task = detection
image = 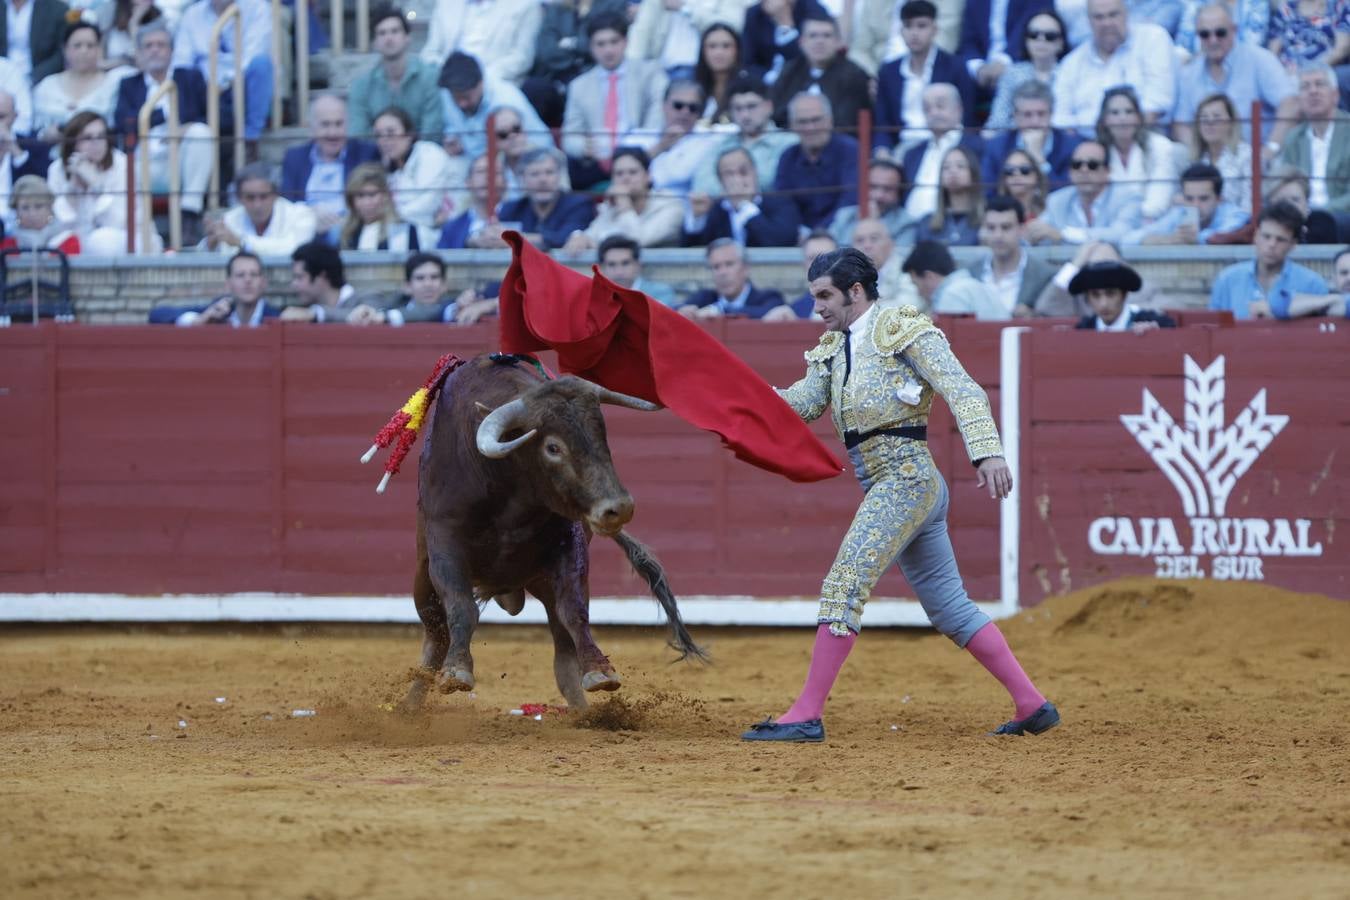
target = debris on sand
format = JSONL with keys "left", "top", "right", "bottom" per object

{"left": 574, "top": 691, "right": 706, "bottom": 732}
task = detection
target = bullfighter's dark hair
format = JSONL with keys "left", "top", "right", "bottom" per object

{"left": 807, "top": 247, "right": 879, "bottom": 302}
{"left": 291, "top": 241, "right": 345, "bottom": 289}
{"left": 404, "top": 251, "right": 444, "bottom": 281}
{"left": 598, "top": 234, "right": 640, "bottom": 262}
{"left": 226, "top": 250, "right": 263, "bottom": 277}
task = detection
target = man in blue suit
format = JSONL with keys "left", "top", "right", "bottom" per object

{"left": 901, "top": 83, "right": 983, "bottom": 220}
{"left": 497, "top": 147, "right": 595, "bottom": 250}
{"left": 680, "top": 238, "right": 795, "bottom": 320}
{"left": 280, "top": 94, "right": 379, "bottom": 236}
{"left": 872, "top": 0, "right": 977, "bottom": 154}
{"left": 683, "top": 147, "right": 802, "bottom": 247}
{"left": 979, "top": 80, "right": 1081, "bottom": 193}
{"left": 742, "top": 0, "right": 830, "bottom": 79}
{"left": 956, "top": 0, "right": 1053, "bottom": 93}
{"left": 113, "top": 22, "right": 215, "bottom": 240}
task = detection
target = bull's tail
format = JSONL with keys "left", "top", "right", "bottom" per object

{"left": 360, "top": 353, "right": 468, "bottom": 493}
{"left": 612, "top": 530, "right": 709, "bottom": 663}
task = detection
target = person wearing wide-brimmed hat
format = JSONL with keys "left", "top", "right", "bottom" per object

{"left": 1071, "top": 259, "right": 1176, "bottom": 332}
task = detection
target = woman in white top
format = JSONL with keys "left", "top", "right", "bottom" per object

{"left": 48, "top": 110, "right": 158, "bottom": 253}
{"left": 338, "top": 162, "right": 420, "bottom": 253}
{"left": 1096, "top": 85, "right": 1178, "bottom": 221}
{"left": 1188, "top": 92, "right": 1255, "bottom": 213}
{"left": 372, "top": 105, "right": 461, "bottom": 250}
{"left": 33, "top": 21, "right": 134, "bottom": 142}
{"left": 562, "top": 146, "right": 681, "bottom": 253}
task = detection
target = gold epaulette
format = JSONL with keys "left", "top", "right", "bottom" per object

{"left": 873, "top": 305, "right": 940, "bottom": 355}
{"left": 804, "top": 330, "right": 844, "bottom": 364}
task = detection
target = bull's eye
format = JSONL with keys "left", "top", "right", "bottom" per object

{"left": 544, "top": 441, "right": 564, "bottom": 460}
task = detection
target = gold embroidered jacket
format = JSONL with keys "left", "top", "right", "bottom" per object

{"left": 777, "top": 305, "right": 1004, "bottom": 464}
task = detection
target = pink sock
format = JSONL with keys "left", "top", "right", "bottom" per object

{"left": 965, "top": 622, "right": 1046, "bottom": 720}
{"left": 777, "top": 624, "right": 857, "bottom": 723}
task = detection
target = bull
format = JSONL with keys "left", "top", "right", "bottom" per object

{"left": 402, "top": 354, "right": 705, "bottom": 712}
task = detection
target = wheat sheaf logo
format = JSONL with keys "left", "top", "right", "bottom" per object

{"left": 1120, "top": 356, "right": 1287, "bottom": 517}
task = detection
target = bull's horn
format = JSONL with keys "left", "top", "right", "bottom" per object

{"left": 592, "top": 385, "right": 662, "bottom": 412}
{"left": 476, "top": 399, "right": 538, "bottom": 458}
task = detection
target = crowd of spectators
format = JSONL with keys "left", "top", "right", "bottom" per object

{"left": 0, "top": 0, "right": 1346, "bottom": 323}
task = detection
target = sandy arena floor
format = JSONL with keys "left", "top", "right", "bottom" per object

{"left": 2, "top": 578, "right": 1348, "bottom": 899}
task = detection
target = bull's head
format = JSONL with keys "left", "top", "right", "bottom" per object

{"left": 476, "top": 377, "right": 660, "bottom": 536}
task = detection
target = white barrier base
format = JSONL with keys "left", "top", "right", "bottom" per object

{"left": 0, "top": 593, "right": 1013, "bottom": 628}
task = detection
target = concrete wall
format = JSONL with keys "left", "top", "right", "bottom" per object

{"left": 6, "top": 246, "right": 1345, "bottom": 325}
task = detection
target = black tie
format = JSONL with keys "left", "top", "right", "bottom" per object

{"left": 842, "top": 332, "right": 852, "bottom": 386}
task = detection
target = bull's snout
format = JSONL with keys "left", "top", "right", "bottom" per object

{"left": 589, "top": 495, "right": 634, "bottom": 535}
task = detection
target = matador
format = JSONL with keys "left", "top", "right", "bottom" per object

{"left": 742, "top": 248, "right": 1059, "bottom": 743}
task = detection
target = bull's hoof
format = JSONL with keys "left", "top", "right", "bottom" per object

{"left": 582, "top": 669, "right": 622, "bottom": 692}
{"left": 436, "top": 667, "right": 476, "bottom": 693}
{"left": 495, "top": 590, "right": 526, "bottom": 616}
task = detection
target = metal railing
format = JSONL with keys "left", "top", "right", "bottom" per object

{"left": 296, "top": 0, "right": 371, "bottom": 126}
{"left": 271, "top": 0, "right": 284, "bottom": 129}
{"left": 137, "top": 79, "right": 183, "bottom": 252}
{"left": 206, "top": 3, "right": 246, "bottom": 209}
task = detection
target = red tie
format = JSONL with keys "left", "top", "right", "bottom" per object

{"left": 604, "top": 71, "right": 620, "bottom": 156}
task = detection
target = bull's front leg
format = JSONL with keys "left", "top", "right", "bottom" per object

{"left": 555, "top": 524, "right": 621, "bottom": 693}
{"left": 424, "top": 525, "right": 479, "bottom": 693}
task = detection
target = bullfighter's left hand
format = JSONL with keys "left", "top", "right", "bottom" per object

{"left": 976, "top": 457, "right": 1013, "bottom": 500}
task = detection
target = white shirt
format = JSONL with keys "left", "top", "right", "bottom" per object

{"left": 904, "top": 129, "right": 960, "bottom": 220}
{"left": 1096, "top": 304, "right": 1141, "bottom": 332}
{"left": 459, "top": 0, "right": 497, "bottom": 62}
{"left": 6, "top": 0, "right": 35, "bottom": 78}
{"left": 0, "top": 55, "right": 33, "bottom": 135}
{"left": 1309, "top": 122, "right": 1335, "bottom": 209}
{"left": 900, "top": 50, "right": 937, "bottom": 143}
{"left": 173, "top": 0, "right": 272, "bottom": 85}
{"left": 1052, "top": 23, "right": 1176, "bottom": 134}
{"left": 647, "top": 129, "right": 723, "bottom": 194}
{"left": 980, "top": 248, "right": 1027, "bottom": 317}
{"left": 659, "top": 10, "right": 700, "bottom": 71}
{"left": 217, "top": 195, "right": 318, "bottom": 256}
{"left": 0, "top": 145, "right": 16, "bottom": 233}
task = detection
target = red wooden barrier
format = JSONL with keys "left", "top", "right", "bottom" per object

{"left": 3, "top": 319, "right": 1346, "bottom": 605}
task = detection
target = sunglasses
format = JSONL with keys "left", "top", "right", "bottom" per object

{"left": 1026, "top": 29, "right": 1062, "bottom": 41}
{"left": 494, "top": 123, "right": 522, "bottom": 139}
{"left": 1196, "top": 27, "right": 1229, "bottom": 39}
{"left": 1003, "top": 164, "right": 1035, "bottom": 176}
{"left": 669, "top": 100, "right": 701, "bottom": 113}
{"left": 1070, "top": 158, "right": 1105, "bottom": 171}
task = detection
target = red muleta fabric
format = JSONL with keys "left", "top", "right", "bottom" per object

{"left": 497, "top": 232, "right": 842, "bottom": 483}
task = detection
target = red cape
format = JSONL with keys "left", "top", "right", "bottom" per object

{"left": 497, "top": 233, "right": 841, "bottom": 483}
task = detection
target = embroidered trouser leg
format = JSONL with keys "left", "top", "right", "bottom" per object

{"left": 818, "top": 470, "right": 940, "bottom": 636}
{"left": 818, "top": 471, "right": 991, "bottom": 643}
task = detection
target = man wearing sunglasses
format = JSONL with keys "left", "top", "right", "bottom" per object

{"left": 1052, "top": 0, "right": 1176, "bottom": 135}
{"left": 1028, "top": 139, "right": 1141, "bottom": 244}
{"left": 1172, "top": 5, "right": 1297, "bottom": 152}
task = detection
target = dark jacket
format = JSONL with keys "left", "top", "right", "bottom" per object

{"left": 684, "top": 283, "right": 787, "bottom": 319}
{"left": 279, "top": 140, "right": 380, "bottom": 202}
{"left": 681, "top": 194, "right": 802, "bottom": 247}
{"left": 742, "top": 0, "right": 830, "bottom": 72}
{"left": 980, "top": 128, "right": 1083, "bottom": 194}
{"left": 1075, "top": 308, "right": 1177, "bottom": 329}
{"left": 956, "top": 0, "right": 1054, "bottom": 69}
{"left": 528, "top": 0, "right": 628, "bottom": 84}
{"left": 769, "top": 52, "right": 872, "bottom": 129}
{"left": 0, "top": 0, "right": 69, "bottom": 84}
{"left": 498, "top": 192, "right": 596, "bottom": 250}
{"left": 872, "top": 49, "right": 977, "bottom": 152}
{"left": 113, "top": 68, "right": 209, "bottom": 136}
{"left": 7, "top": 138, "right": 51, "bottom": 181}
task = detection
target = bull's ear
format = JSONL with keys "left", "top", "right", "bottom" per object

{"left": 474, "top": 401, "right": 492, "bottom": 418}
